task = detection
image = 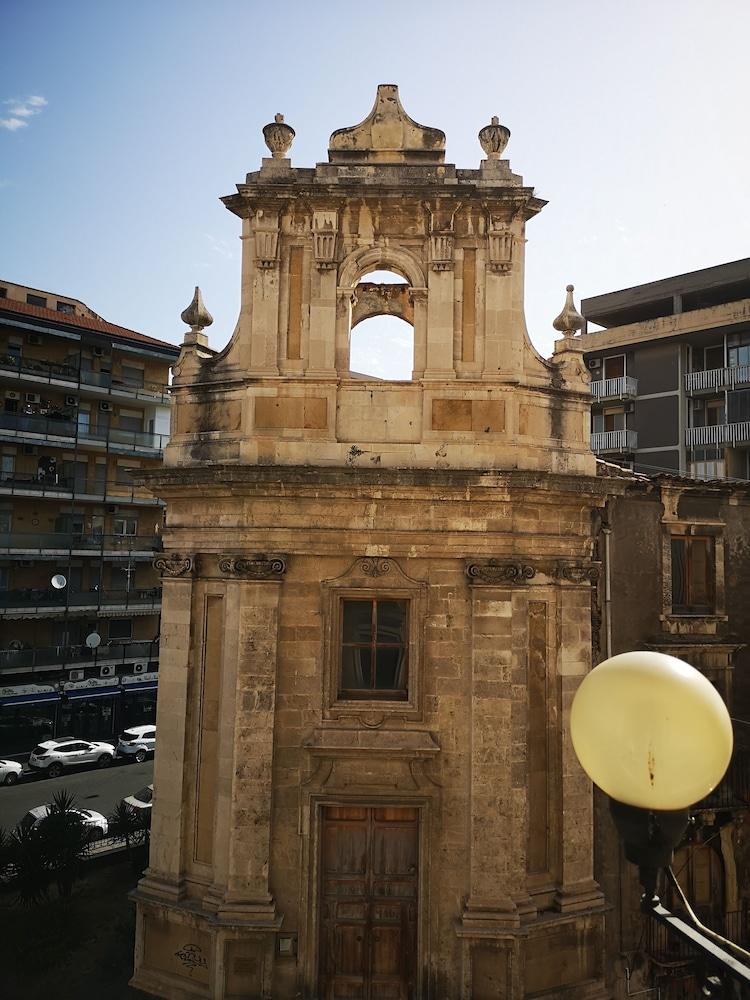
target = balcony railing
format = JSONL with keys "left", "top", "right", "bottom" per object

{"left": 685, "top": 422, "right": 750, "bottom": 447}
{"left": 0, "top": 587, "right": 162, "bottom": 612}
{"left": 0, "top": 639, "right": 159, "bottom": 672}
{"left": 685, "top": 363, "right": 750, "bottom": 393}
{"left": 590, "top": 375, "right": 638, "bottom": 400}
{"left": 0, "top": 531, "right": 160, "bottom": 554}
{"left": 0, "top": 411, "right": 168, "bottom": 452}
{"left": 590, "top": 429, "right": 638, "bottom": 452}
{"left": 0, "top": 471, "right": 160, "bottom": 504}
{"left": 644, "top": 908, "right": 749, "bottom": 966}
{"left": 0, "top": 353, "right": 171, "bottom": 403}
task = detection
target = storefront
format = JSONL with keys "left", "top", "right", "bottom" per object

{"left": 0, "top": 673, "right": 159, "bottom": 757}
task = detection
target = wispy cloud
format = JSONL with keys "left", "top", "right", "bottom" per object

{"left": 205, "top": 234, "right": 234, "bottom": 260}
{"left": 1, "top": 95, "right": 48, "bottom": 132}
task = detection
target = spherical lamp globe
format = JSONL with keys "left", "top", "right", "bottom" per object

{"left": 570, "top": 651, "right": 733, "bottom": 810}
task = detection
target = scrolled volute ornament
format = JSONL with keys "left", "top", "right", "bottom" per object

{"left": 466, "top": 560, "right": 535, "bottom": 585}
{"left": 359, "top": 557, "right": 393, "bottom": 578}
{"left": 556, "top": 561, "right": 600, "bottom": 585}
{"left": 153, "top": 553, "right": 196, "bottom": 578}
{"left": 219, "top": 554, "right": 287, "bottom": 580}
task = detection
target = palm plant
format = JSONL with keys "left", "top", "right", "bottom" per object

{"left": 4, "top": 821, "right": 50, "bottom": 905}
{"left": 36, "top": 789, "right": 91, "bottom": 898}
{"left": 108, "top": 800, "right": 143, "bottom": 854}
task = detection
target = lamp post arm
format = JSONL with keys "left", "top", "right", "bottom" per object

{"left": 665, "top": 866, "right": 750, "bottom": 966}
{"left": 642, "top": 897, "right": 750, "bottom": 988}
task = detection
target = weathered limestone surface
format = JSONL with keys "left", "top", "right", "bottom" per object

{"left": 132, "top": 86, "right": 611, "bottom": 999}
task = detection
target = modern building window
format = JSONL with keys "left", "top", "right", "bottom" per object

{"left": 592, "top": 408, "right": 625, "bottom": 433}
{"left": 671, "top": 535, "right": 715, "bottom": 614}
{"left": 0, "top": 507, "right": 11, "bottom": 533}
{"left": 118, "top": 412, "right": 143, "bottom": 432}
{"left": 692, "top": 344, "right": 725, "bottom": 372}
{"left": 26, "top": 294, "right": 47, "bottom": 308}
{"left": 692, "top": 397, "right": 725, "bottom": 427}
{"left": 77, "top": 408, "right": 90, "bottom": 435}
{"left": 0, "top": 565, "right": 8, "bottom": 590}
{"left": 602, "top": 355, "right": 625, "bottom": 379}
{"left": 56, "top": 301, "right": 75, "bottom": 314}
{"left": 113, "top": 517, "right": 138, "bottom": 536}
{"left": 0, "top": 453, "right": 14, "bottom": 481}
{"left": 728, "top": 332, "right": 750, "bottom": 368}
{"left": 121, "top": 365, "right": 145, "bottom": 388}
{"left": 109, "top": 618, "right": 133, "bottom": 641}
{"left": 339, "top": 598, "right": 409, "bottom": 700}
{"left": 728, "top": 389, "right": 750, "bottom": 424}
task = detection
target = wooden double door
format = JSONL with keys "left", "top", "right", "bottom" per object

{"left": 318, "top": 805, "right": 419, "bottom": 1000}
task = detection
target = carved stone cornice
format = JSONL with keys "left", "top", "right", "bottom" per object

{"left": 153, "top": 553, "right": 198, "bottom": 578}
{"left": 359, "top": 557, "right": 393, "bottom": 578}
{"left": 218, "top": 554, "right": 287, "bottom": 581}
{"left": 466, "top": 560, "right": 535, "bottom": 585}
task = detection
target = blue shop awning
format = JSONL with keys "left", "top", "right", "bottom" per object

{"left": 0, "top": 692, "right": 61, "bottom": 707}
{"left": 65, "top": 685, "right": 121, "bottom": 700}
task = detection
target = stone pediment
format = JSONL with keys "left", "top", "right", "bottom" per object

{"left": 328, "top": 84, "right": 445, "bottom": 164}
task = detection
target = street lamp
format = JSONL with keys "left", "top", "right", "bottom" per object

{"left": 570, "top": 650, "right": 750, "bottom": 996}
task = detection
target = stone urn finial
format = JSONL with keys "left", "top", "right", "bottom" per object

{"left": 479, "top": 114, "right": 511, "bottom": 160}
{"left": 553, "top": 284, "right": 586, "bottom": 337}
{"left": 180, "top": 286, "right": 213, "bottom": 345}
{"left": 263, "top": 113, "right": 295, "bottom": 159}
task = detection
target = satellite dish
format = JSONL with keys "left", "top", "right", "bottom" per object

{"left": 51, "top": 574, "right": 67, "bottom": 590}
{"left": 85, "top": 632, "right": 101, "bottom": 649}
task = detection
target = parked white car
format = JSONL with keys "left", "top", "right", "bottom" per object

{"left": 117, "top": 725, "right": 156, "bottom": 763}
{"left": 28, "top": 737, "right": 116, "bottom": 778}
{"left": 122, "top": 784, "right": 153, "bottom": 814}
{"left": 19, "top": 803, "right": 108, "bottom": 839}
{"left": 0, "top": 759, "right": 23, "bottom": 786}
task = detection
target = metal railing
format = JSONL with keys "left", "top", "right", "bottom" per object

{"left": 0, "top": 639, "right": 159, "bottom": 671}
{"left": 590, "top": 375, "right": 638, "bottom": 399}
{"left": 0, "top": 531, "right": 160, "bottom": 553}
{"left": 685, "top": 364, "right": 750, "bottom": 393}
{"left": 0, "top": 587, "right": 162, "bottom": 611}
{"left": 0, "top": 353, "right": 171, "bottom": 403}
{"left": 590, "top": 429, "right": 638, "bottom": 452}
{"left": 0, "top": 411, "right": 168, "bottom": 452}
{"left": 644, "top": 908, "right": 749, "bottom": 965}
{"left": 685, "top": 422, "right": 750, "bottom": 447}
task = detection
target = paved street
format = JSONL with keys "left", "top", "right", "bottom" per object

{"left": 0, "top": 757, "right": 154, "bottom": 830}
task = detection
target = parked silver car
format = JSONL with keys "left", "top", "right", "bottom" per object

{"left": 117, "top": 725, "right": 156, "bottom": 763}
{"left": 0, "top": 759, "right": 23, "bottom": 786}
{"left": 19, "top": 803, "right": 108, "bottom": 839}
{"left": 28, "top": 737, "right": 116, "bottom": 778}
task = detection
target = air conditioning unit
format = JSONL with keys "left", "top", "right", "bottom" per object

{"left": 15, "top": 559, "right": 34, "bottom": 567}
{"left": 99, "top": 664, "right": 116, "bottom": 679}
{"left": 65, "top": 395, "right": 77, "bottom": 407}
{"left": 5, "top": 391, "right": 19, "bottom": 400}
{"left": 24, "top": 392, "right": 41, "bottom": 403}
{"left": 69, "top": 669, "right": 85, "bottom": 681}
{"left": 99, "top": 401, "right": 112, "bottom": 412}
{"left": 92, "top": 346, "right": 106, "bottom": 357}
{"left": 133, "top": 662, "right": 147, "bottom": 674}
{"left": 587, "top": 358, "right": 602, "bottom": 370}
{"left": 27, "top": 333, "right": 42, "bottom": 346}
{"left": 624, "top": 402, "right": 636, "bottom": 414}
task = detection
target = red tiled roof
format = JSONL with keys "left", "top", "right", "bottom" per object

{"left": 0, "top": 296, "right": 180, "bottom": 353}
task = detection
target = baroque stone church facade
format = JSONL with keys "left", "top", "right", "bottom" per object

{"left": 131, "top": 86, "right": 611, "bottom": 999}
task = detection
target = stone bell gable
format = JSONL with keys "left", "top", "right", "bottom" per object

{"left": 167, "top": 83, "right": 593, "bottom": 477}
{"left": 132, "top": 86, "right": 610, "bottom": 1000}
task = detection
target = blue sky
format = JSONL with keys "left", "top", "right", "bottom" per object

{"left": 2, "top": 0, "right": 749, "bottom": 371}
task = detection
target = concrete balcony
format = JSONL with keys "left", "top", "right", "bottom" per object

{"left": 0, "top": 353, "right": 171, "bottom": 404}
{"left": 0, "top": 411, "right": 168, "bottom": 454}
{"left": 589, "top": 375, "right": 638, "bottom": 400}
{"left": 590, "top": 429, "right": 638, "bottom": 453}
{"left": 686, "top": 422, "right": 750, "bottom": 447}
{"left": 0, "top": 471, "right": 161, "bottom": 506}
{"left": 0, "top": 588, "right": 162, "bottom": 618}
{"left": 0, "top": 531, "right": 160, "bottom": 558}
{"left": 685, "top": 363, "right": 750, "bottom": 394}
{"left": 0, "top": 639, "right": 159, "bottom": 675}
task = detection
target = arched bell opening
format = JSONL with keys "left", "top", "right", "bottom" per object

{"left": 350, "top": 269, "right": 415, "bottom": 381}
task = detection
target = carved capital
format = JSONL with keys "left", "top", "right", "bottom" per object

{"left": 254, "top": 228, "right": 279, "bottom": 269}
{"left": 313, "top": 210, "right": 339, "bottom": 270}
{"left": 466, "top": 560, "right": 535, "bottom": 585}
{"left": 153, "top": 553, "right": 197, "bottom": 578}
{"left": 430, "top": 233, "right": 454, "bottom": 271}
{"left": 359, "top": 557, "right": 393, "bottom": 578}
{"left": 555, "top": 561, "right": 600, "bottom": 585}
{"left": 219, "top": 554, "right": 287, "bottom": 580}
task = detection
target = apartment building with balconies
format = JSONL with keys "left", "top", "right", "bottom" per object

{"left": 581, "top": 258, "right": 750, "bottom": 480}
{"left": 0, "top": 281, "right": 179, "bottom": 756}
